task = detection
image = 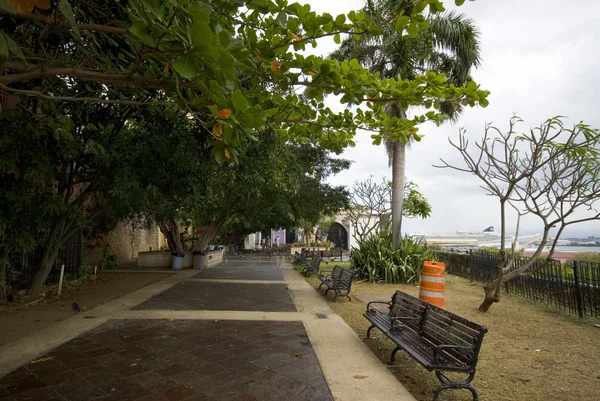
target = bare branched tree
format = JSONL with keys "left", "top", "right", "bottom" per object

{"left": 436, "top": 116, "right": 600, "bottom": 312}
{"left": 347, "top": 176, "right": 392, "bottom": 242}
{"left": 347, "top": 176, "right": 432, "bottom": 242}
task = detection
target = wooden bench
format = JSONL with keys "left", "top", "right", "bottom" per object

{"left": 301, "top": 254, "right": 322, "bottom": 276}
{"left": 317, "top": 265, "right": 355, "bottom": 301}
{"left": 364, "top": 291, "right": 488, "bottom": 401}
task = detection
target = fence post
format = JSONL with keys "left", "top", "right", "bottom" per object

{"left": 573, "top": 261, "right": 584, "bottom": 318}
{"left": 469, "top": 249, "right": 474, "bottom": 283}
{"left": 57, "top": 264, "right": 65, "bottom": 296}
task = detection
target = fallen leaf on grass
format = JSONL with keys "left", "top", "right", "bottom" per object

{"left": 353, "top": 375, "right": 369, "bottom": 379}
{"left": 130, "top": 363, "right": 137, "bottom": 367}
{"left": 517, "top": 377, "right": 530, "bottom": 383}
{"left": 294, "top": 353, "right": 303, "bottom": 358}
{"left": 31, "top": 356, "right": 55, "bottom": 364}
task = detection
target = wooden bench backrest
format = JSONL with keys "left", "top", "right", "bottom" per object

{"left": 339, "top": 267, "right": 356, "bottom": 289}
{"left": 330, "top": 266, "right": 343, "bottom": 280}
{"left": 313, "top": 254, "right": 322, "bottom": 266}
{"left": 388, "top": 291, "right": 427, "bottom": 332}
{"left": 420, "top": 303, "right": 487, "bottom": 366}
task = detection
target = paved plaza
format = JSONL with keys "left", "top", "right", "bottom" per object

{"left": 0, "top": 260, "right": 416, "bottom": 401}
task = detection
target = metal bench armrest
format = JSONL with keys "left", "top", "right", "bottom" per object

{"left": 366, "top": 300, "right": 391, "bottom": 312}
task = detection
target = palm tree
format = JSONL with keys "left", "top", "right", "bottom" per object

{"left": 331, "top": 3, "right": 481, "bottom": 248}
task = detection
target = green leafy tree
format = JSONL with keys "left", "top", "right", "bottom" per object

{"left": 0, "top": 100, "right": 136, "bottom": 299}
{"left": 0, "top": 0, "right": 488, "bottom": 161}
{"left": 110, "top": 105, "right": 212, "bottom": 253}
{"left": 187, "top": 131, "right": 350, "bottom": 251}
{"left": 0, "top": 110, "right": 62, "bottom": 301}
{"left": 332, "top": 4, "right": 482, "bottom": 248}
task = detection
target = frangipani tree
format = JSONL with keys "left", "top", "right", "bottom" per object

{"left": 438, "top": 116, "right": 600, "bottom": 312}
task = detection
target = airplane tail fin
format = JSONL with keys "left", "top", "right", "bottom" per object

{"left": 483, "top": 226, "right": 494, "bottom": 233}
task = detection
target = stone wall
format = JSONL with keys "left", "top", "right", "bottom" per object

{"left": 83, "top": 222, "right": 162, "bottom": 265}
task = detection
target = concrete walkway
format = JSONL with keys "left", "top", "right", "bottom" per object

{"left": 0, "top": 260, "right": 416, "bottom": 401}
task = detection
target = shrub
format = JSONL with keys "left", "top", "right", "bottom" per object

{"left": 78, "top": 262, "right": 91, "bottom": 279}
{"left": 564, "top": 252, "right": 600, "bottom": 265}
{"left": 98, "top": 245, "right": 119, "bottom": 271}
{"left": 351, "top": 233, "right": 432, "bottom": 284}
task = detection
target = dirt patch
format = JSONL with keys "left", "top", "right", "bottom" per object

{"left": 301, "top": 271, "right": 600, "bottom": 401}
{"left": 0, "top": 273, "right": 169, "bottom": 347}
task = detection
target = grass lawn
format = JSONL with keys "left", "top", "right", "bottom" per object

{"left": 298, "top": 267, "right": 600, "bottom": 401}
{"left": 319, "top": 261, "right": 352, "bottom": 270}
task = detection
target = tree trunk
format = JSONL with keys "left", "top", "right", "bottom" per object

{"left": 193, "top": 214, "right": 229, "bottom": 252}
{"left": 0, "top": 249, "right": 8, "bottom": 303}
{"left": 28, "top": 246, "right": 60, "bottom": 300}
{"left": 391, "top": 140, "right": 406, "bottom": 249}
{"left": 28, "top": 215, "right": 68, "bottom": 299}
{"left": 478, "top": 281, "right": 502, "bottom": 312}
{"left": 158, "top": 219, "right": 185, "bottom": 253}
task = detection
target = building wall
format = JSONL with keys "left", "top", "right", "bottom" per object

{"left": 83, "top": 222, "right": 161, "bottom": 264}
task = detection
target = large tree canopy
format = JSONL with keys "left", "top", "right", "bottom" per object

{"left": 0, "top": 0, "right": 489, "bottom": 161}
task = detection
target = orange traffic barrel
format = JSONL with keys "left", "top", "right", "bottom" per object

{"left": 419, "top": 261, "right": 445, "bottom": 308}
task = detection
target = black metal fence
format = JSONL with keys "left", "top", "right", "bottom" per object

{"left": 434, "top": 250, "right": 600, "bottom": 318}
{"left": 7, "top": 230, "right": 83, "bottom": 290}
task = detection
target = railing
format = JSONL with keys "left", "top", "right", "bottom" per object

{"left": 433, "top": 250, "right": 600, "bottom": 318}
{"left": 7, "top": 230, "right": 83, "bottom": 290}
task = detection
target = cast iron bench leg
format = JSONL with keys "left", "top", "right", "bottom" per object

{"left": 332, "top": 289, "right": 351, "bottom": 302}
{"left": 366, "top": 324, "right": 377, "bottom": 339}
{"left": 390, "top": 345, "right": 402, "bottom": 363}
{"left": 433, "top": 370, "right": 479, "bottom": 401}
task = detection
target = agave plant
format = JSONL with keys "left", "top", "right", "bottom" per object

{"left": 351, "top": 232, "right": 432, "bottom": 284}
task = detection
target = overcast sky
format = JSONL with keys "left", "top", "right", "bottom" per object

{"left": 306, "top": 0, "right": 600, "bottom": 237}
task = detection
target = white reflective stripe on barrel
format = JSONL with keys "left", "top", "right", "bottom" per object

{"left": 419, "top": 289, "right": 445, "bottom": 298}
{"left": 420, "top": 276, "right": 445, "bottom": 283}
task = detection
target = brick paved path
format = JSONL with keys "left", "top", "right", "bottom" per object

{"left": 0, "top": 262, "right": 333, "bottom": 401}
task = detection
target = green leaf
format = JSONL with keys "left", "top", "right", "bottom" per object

{"left": 231, "top": 90, "right": 248, "bottom": 112}
{"left": 480, "top": 98, "right": 489, "bottom": 108}
{"left": 140, "top": 0, "right": 164, "bottom": 19}
{"left": 58, "top": 0, "right": 80, "bottom": 40}
{"left": 129, "top": 22, "right": 149, "bottom": 39}
{"left": 277, "top": 12, "right": 287, "bottom": 28}
{"left": 207, "top": 104, "right": 219, "bottom": 116}
{"left": 248, "top": 107, "right": 267, "bottom": 126}
{"left": 4, "top": 34, "right": 25, "bottom": 60}
{"left": 333, "top": 33, "right": 341, "bottom": 44}
{"left": 406, "top": 22, "right": 418, "bottom": 38}
{"left": 172, "top": 54, "right": 197, "bottom": 79}
{"left": 190, "top": 22, "right": 214, "bottom": 48}
{"left": 395, "top": 16, "right": 410, "bottom": 33}
{"left": 0, "top": 0, "right": 14, "bottom": 12}
{"left": 0, "top": 33, "right": 8, "bottom": 57}
{"left": 455, "top": 0, "right": 466, "bottom": 5}
{"left": 237, "top": 111, "right": 255, "bottom": 127}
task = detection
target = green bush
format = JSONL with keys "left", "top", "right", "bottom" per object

{"left": 98, "top": 245, "right": 119, "bottom": 271}
{"left": 351, "top": 233, "right": 432, "bottom": 284}
{"left": 565, "top": 252, "right": 600, "bottom": 264}
{"left": 78, "top": 262, "right": 91, "bottom": 279}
